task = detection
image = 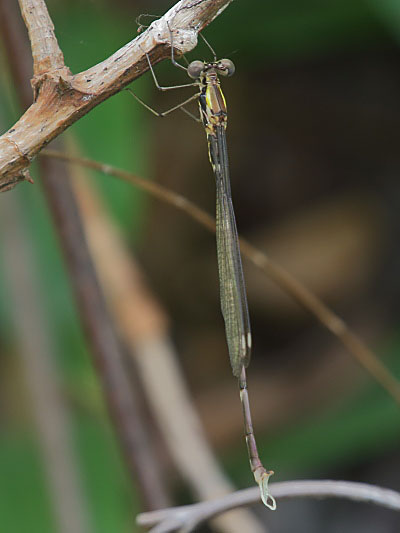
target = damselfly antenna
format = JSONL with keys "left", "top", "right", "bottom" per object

{"left": 199, "top": 32, "right": 217, "bottom": 61}
{"left": 135, "top": 13, "right": 159, "bottom": 33}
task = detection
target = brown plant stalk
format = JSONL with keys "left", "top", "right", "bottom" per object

{"left": 69, "top": 160, "right": 266, "bottom": 532}
{"left": 1, "top": 0, "right": 230, "bottom": 510}
{"left": 41, "top": 149, "right": 400, "bottom": 405}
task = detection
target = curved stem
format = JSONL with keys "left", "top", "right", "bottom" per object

{"left": 137, "top": 480, "right": 400, "bottom": 532}
{"left": 41, "top": 149, "right": 400, "bottom": 405}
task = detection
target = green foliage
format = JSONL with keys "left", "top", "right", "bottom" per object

{"left": 0, "top": 433, "right": 55, "bottom": 533}
{"left": 1, "top": 1, "right": 400, "bottom": 531}
{"left": 53, "top": 1, "right": 150, "bottom": 237}
{"left": 204, "top": 0, "right": 389, "bottom": 62}
{"left": 0, "top": 3, "right": 148, "bottom": 532}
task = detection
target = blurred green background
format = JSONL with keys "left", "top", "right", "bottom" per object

{"left": 1, "top": 0, "right": 400, "bottom": 531}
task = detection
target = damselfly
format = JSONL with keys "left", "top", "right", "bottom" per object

{"left": 129, "top": 30, "right": 276, "bottom": 510}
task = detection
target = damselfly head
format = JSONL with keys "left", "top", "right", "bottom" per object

{"left": 187, "top": 60, "right": 205, "bottom": 79}
{"left": 217, "top": 59, "right": 235, "bottom": 77}
{"left": 187, "top": 58, "right": 235, "bottom": 79}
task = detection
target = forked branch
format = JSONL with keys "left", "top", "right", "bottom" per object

{"left": 0, "top": 0, "right": 232, "bottom": 191}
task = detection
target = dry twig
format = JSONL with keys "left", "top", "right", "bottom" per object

{"left": 70, "top": 162, "right": 265, "bottom": 532}
{"left": 1, "top": 0, "right": 210, "bottom": 509}
{"left": 0, "top": 0, "right": 232, "bottom": 191}
{"left": 137, "top": 480, "right": 400, "bottom": 532}
{"left": 41, "top": 149, "right": 400, "bottom": 405}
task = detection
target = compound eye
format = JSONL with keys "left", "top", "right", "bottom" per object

{"left": 187, "top": 60, "right": 205, "bottom": 79}
{"left": 218, "top": 59, "right": 235, "bottom": 77}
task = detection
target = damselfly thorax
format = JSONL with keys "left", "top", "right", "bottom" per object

{"left": 198, "top": 67, "right": 229, "bottom": 133}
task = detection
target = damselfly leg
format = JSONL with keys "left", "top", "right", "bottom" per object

{"left": 126, "top": 25, "right": 202, "bottom": 119}
{"left": 126, "top": 88, "right": 199, "bottom": 118}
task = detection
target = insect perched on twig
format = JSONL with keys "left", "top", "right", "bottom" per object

{"left": 128, "top": 24, "right": 276, "bottom": 510}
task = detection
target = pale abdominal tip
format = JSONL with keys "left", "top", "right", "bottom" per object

{"left": 257, "top": 470, "right": 276, "bottom": 511}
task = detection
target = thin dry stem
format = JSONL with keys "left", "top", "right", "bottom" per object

{"left": 41, "top": 149, "right": 400, "bottom": 405}
{"left": 137, "top": 480, "right": 400, "bottom": 532}
{"left": 69, "top": 154, "right": 266, "bottom": 533}
{"left": 2, "top": 0, "right": 173, "bottom": 509}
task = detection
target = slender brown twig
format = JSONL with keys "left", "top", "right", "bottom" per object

{"left": 137, "top": 480, "right": 400, "bottom": 532}
{"left": 70, "top": 165, "right": 266, "bottom": 532}
{"left": 40, "top": 154, "right": 171, "bottom": 510}
{"left": 2, "top": 0, "right": 171, "bottom": 510}
{"left": 41, "top": 149, "right": 400, "bottom": 405}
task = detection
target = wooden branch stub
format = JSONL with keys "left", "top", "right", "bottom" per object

{"left": 18, "top": 0, "right": 65, "bottom": 74}
{"left": 1, "top": 0, "right": 232, "bottom": 192}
